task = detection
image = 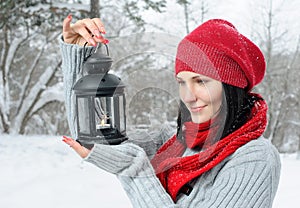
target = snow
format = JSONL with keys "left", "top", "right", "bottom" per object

{"left": 0, "top": 135, "right": 299, "bottom": 208}
{"left": 0, "top": 135, "right": 131, "bottom": 208}
{"left": 274, "top": 153, "right": 300, "bottom": 207}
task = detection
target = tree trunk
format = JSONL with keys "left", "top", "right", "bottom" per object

{"left": 0, "top": 25, "right": 11, "bottom": 134}
{"left": 297, "top": 129, "right": 300, "bottom": 159}
{"left": 90, "top": 0, "right": 100, "bottom": 18}
{"left": 183, "top": 3, "right": 189, "bottom": 34}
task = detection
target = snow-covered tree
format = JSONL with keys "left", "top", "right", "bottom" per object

{"left": 249, "top": 0, "right": 300, "bottom": 152}
{"left": 0, "top": 0, "right": 90, "bottom": 134}
{"left": 175, "top": 0, "right": 212, "bottom": 34}
{"left": 0, "top": 0, "right": 168, "bottom": 135}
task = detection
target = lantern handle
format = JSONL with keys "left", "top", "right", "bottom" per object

{"left": 83, "top": 42, "right": 90, "bottom": 62}
{"left": 94, "top": 42, "right": 110, "bottom": 56}
{"left": 83, "top": 42, "right": 110, "bottom": 61}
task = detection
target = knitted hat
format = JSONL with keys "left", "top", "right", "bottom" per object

{"left": 175, "top": 19, "right": 266, "bottom": 91}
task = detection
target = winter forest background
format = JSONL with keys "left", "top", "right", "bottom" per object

{"left": 1, "top": 0, "right": 300, "bottom": 207}
{"left": 1, "top": 0, "right": 300, "bottom": 153}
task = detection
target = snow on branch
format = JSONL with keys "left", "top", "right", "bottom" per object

{"left": 11, "top": 63, "right": 59, "bottom": 134}
{"left": 30, "top": 82, "right": 65, "bottom": 118}
{"left": 15, "top": 42, "right": 46, "bottom": 116}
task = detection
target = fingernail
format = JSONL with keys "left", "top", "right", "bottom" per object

{"left": 103, "top": 39, "right": 109, "bottom": 44}
{"left": 67, "top": 14, "right": 72, "bottom": 19}
{"left": 63, "top": 135, "right": 72, "bottom": 141}
{"left": 100, "top": 27, "right": 106, "bottom": 34}
{"left": 94, "top": 29, "right": 101, "bottom": 38}
{"left": 89, "top": 38, "right": 97, "bottom": 46}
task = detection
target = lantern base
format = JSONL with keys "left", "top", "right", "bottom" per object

{"left": 76, "top": 134, "right": 128, "bottom": 150}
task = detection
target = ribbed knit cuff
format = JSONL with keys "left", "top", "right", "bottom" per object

{"left": 59, "top": 36, "right": 94, "bottom": 75}
{"left": 84, "top": 143, "right": 155, "bottom": 177}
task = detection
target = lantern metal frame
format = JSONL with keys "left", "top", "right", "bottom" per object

{"left": 73, "top": 43, "right": 128, "bottom": 149}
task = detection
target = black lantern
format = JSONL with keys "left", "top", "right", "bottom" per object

{"left": 73, "top": 43, "right": 128, "bottom": 149}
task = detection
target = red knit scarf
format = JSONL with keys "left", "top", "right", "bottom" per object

{"left": 184, "top": 116, "right": 221, "bottom": 149}
{"left": 150, "top": 95, "right": 268, "bottom": 201}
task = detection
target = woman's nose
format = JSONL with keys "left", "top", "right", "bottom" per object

{"left": 182, "top": 86, "right": 197, "bottom": 103}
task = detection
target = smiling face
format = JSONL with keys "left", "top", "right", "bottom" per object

{"left": 176, "top": 71, "right": 223, "bottom": 124}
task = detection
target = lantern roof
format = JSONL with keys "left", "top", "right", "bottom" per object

{"left": 73, "top": 73, "right": 125, "bottom": 96}
{"left": 83, "top": 43, "right": 113, "bottom": 75}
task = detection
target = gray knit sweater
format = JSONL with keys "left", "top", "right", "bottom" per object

{"left": 60, "top": 39, "right": 281, "bottom": 208}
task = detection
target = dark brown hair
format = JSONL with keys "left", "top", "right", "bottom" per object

{"left": 176, "top": 83, "right": 260, "bottom": 143}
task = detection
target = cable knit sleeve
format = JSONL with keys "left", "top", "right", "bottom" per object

{"left": 84, "top": 142, "right": 178, "bottom": 207}
{"left": 126, "top": 124, "right": 176, "bottom": 159}
{"left": 59, "top": 37, "right": 94, "bottom": 138}
{"left": 84, "top": 137, "right": 280, "bottom": 208}
{"left": 176, "top": 137, "right": 281, "bottom": 208}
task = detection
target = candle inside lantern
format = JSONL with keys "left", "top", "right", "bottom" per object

{"left": 96, "top": 117, "right": 110, "bottom": 130}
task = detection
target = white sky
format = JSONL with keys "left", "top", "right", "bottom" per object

{"left": 141, "top": 0, "right": 300, "bottom": 49}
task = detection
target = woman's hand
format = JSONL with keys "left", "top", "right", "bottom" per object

{"left": 62, "top": 136, "right": 154, "bottom": 177}
{"left": 62, "top": 136, "right": 91, "bottom": 158}
{"left": 62, "top": 14, "right": 109, "bottom": 46}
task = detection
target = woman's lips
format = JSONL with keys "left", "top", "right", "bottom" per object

{"left": 189, "top": 105, "right": 207, "bottom": 113}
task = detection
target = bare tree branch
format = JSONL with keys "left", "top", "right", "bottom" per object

{"left": 17, "top": 60, "right": 62, "bottom": 134}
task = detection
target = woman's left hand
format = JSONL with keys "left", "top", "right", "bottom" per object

{"left": 62, "top": 136, "right": 154, "bottom": 177}
{"left": 62, "top": 136, "right": 90, "bottom": 158}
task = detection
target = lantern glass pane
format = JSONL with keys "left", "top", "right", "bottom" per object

{"left": 119, "top": 95, "right": 125, "bottom": 132}
{"left": 94, "top": 97, "right": 114, "bottom": 130}
{"left": 78, "top": 97, "right": 90, "bottom": 134}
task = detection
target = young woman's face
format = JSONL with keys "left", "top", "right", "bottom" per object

{"left": 176, "top": 71, "right": 223, "bottom": 123}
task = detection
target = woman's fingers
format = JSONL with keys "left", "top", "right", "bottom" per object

{"left": 71, "top": 18, "right": 108, "bottom": 46}
{"left": 62, "top": 15, "right": 108, "bottom": 46}
{"left": 62, "top": 14, "right": 73, "bottom": 34}
{"left": 62, "top": 135, "right": 76, "bottom": 147}
{"left": 62, "top": 136, "right": 90, "bottom": 158}
{"left": 72, "top": 19, "right": 95, "bottom": 45}
{"left": 83, "top": 18, "right": 102, "bottom": 38}
{"left": 91, "top": 18, "right": 109, "bottom": 44}
{"left": 62, "top": 14, "right": 78, "bottom": 44}
{"left": 92, "top": 18, "right": 106, "bottom": 34}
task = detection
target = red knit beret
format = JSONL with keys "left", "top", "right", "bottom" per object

{"left": 175, "top": 19, "right": 266, "bottom": 91}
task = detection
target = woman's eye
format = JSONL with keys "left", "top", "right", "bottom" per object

{"left": 196, "top": 79, "right": 206, "bottom": 85}
{"left": 177, "top": 80, "right": 185, "bottom": 85}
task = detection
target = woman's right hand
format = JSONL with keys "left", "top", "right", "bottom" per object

{"left": 62, "top": 14, "right": 109, "bottom": 46}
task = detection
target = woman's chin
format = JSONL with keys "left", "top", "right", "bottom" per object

{"left": 191, "top": 116, "right": 210, "bottom": 124}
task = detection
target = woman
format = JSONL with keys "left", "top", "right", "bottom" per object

{"left": 61, "top": 15, "right": 281, "bottom": 207}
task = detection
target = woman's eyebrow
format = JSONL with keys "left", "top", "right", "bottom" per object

{"left": 191, "top": 75, "right": 202, "bottom": 79}
{"left": 176, "top": 75, "right": 206, "bottom": 80}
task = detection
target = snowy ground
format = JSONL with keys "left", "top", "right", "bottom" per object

{"left": 0, "top": 135, "right": 299, "bottom": 208}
